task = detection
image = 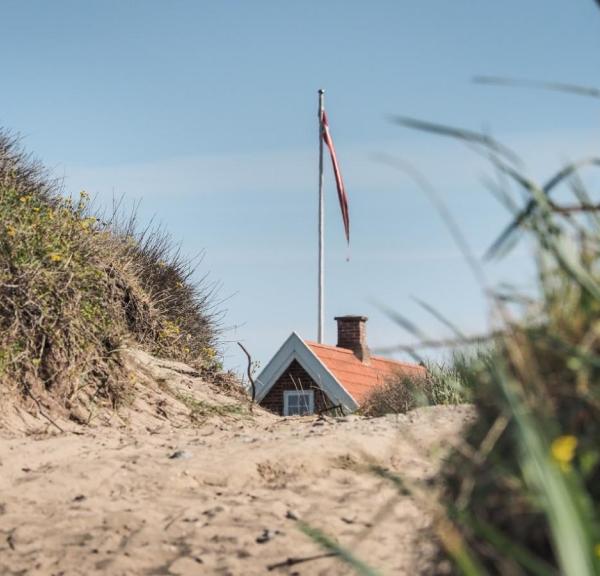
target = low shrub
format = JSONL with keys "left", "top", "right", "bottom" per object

{"left": 361, "top": 356, "right": 473, "bottom": 417}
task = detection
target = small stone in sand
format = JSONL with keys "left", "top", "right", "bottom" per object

{"left": 256, "top": 529, "right": 282, "bottom": 544}
{"left": 169, "top": 450, "right": 192, "bottom": 460}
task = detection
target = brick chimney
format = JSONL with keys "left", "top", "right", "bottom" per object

{"left": 335, "top": 315, "right": 370, "bottom": 363}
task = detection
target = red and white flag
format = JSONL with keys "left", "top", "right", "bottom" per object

{"left": 321, "top": 111, "right": 350, "bottom": 244}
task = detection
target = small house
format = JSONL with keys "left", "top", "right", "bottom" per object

{"left": 255, "top": 315, "right": 425, "bottom": 416}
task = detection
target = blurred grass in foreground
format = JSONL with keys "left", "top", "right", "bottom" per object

{"left": 395, "top": 109, "right": 600, "bottom": 574}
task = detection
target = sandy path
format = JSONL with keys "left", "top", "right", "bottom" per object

{"left": 0, "top": 403, "right": 473, "bottom": 576}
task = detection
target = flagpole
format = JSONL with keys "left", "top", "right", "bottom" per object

{"left": 318, "top": 88, "right": 325, "bottom": 344}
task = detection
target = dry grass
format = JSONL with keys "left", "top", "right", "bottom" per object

{"left": 0, "top": 131, "right": 221, "bottom": 414}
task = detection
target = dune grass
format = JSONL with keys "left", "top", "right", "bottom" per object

{"left": 391, "top": 109, "right": 600, "bottom": 573}
{"left": 0, "top": 131, "right": 221, "bottom": 414}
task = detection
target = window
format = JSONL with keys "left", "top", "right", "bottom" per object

{"left": 283, "top": 390, "right": 314, "bottom": 416}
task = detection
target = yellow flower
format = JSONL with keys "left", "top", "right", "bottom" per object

{"left": 80, "top": 217, "right": 96, "bottom": 230}
{"left": 48, "top": 252, "right": 63, "bottom": 262}
{"left": 6, "top": 226, "right": 16, "bottom": 237}
{"left": 19, "top": 195, "right": 30, "bottom": 203}
{"left": 551, "top": 435, "right": 577, "bottom": 471}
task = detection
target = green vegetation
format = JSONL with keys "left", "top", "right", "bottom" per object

{"left": 298, "top": 522, "right": 382, "bottom": 576}
{"left": 0, "top": 131, "right": 220, "bottom": 412}
{"left": 392, "top": 109, "right": 600, "bottom": 572}
{"left": 439, "top": 230, "right": 600, "bottom": 574}
{"left": 360, "top": 356, "right": 475, "bottom": 416}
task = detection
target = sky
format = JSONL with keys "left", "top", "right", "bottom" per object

{"left": 2, "top": 0, "right": 600, "bottom": 374}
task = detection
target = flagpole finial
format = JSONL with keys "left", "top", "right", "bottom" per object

{"left": 318, "top": 88, "right": 325, "bottom": 94}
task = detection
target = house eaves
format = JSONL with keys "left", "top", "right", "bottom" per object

{"left": 254, "top": 331, "right": 359, "bottom": 412}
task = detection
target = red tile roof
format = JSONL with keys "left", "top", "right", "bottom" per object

{"left": 306, "top": 341, "right": 426, "bottom": 404}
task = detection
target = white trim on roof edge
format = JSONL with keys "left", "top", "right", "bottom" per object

{"left": 254, "top": 332, "right": 359, "bottom": 412}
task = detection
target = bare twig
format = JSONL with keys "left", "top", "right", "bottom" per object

{"left": 237, "top": 342, "right": 255, "bottom": 411}
{"left": 267, "top": 552, "right": 338, "bottom": 571}
{"left": 486, "top": 156, "right": 600, "bottom": 259}
{"left": 24, "top": 386, "right": 65, "bottom": 433}
{"left": 318, "top": 403, "right": 345, "bottom": 416}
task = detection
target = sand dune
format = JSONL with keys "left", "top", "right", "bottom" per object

{"left": 0, "top": 350, "right": 474, "bottom": 575}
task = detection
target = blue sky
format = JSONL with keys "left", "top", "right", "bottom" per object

{"left": 3, "top": 1, "right": 600, "bottom": 373}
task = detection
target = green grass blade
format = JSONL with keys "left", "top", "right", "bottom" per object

{"left": 298, "top": 522, "right": 382, "bottom": 576}
{"left": 493, "top": 363, "right": 599, "bottom": 576}
{"left": 391, "top": 116, "right": 521, "bottom": 167}
{"left": 376, "top": 303, "right": 429, "bottom": 341}
{"left": 413, "top": 297, "right": 467, "bottom": 340}
{"left": 473, "top": 75, "right": 600, "bottom": 100}
{"left": 464, "top": 513, "right": 558, "bottom": 576}
{"left": 486, "top": 157, "right": 600, "bottom": 259}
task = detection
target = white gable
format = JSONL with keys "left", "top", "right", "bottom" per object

{"left": 254, "top": 332, "right": 359, "bottom": 412}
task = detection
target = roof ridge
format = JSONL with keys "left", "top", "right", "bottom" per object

{"left": 305, "top": 341, "right": 353, "bottom": 353}
{"left": 306, "top": 340, "right": 422, "bottom": 370}
{"left": 370, "top": 355, "right": 423, "bottom": 369}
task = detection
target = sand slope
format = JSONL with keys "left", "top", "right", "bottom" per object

{"left": 0, "top": 351, "right": 474, "bottom": 575}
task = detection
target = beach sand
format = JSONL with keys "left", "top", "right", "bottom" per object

{"left": 0, "top": 350, "right": 474, "bottom": 575}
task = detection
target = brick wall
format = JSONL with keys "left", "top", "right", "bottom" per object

{"left": 260, "top": 360, "right": 333, "bottom": 416}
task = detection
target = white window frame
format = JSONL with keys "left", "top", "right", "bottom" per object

{"left": 283, "top": 390, "right": 315, "bottom": 416}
